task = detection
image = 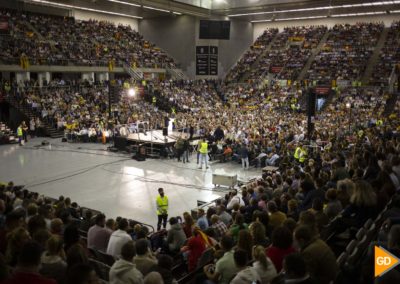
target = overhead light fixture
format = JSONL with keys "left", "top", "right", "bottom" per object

{"left": 27, "top": 0, "right": 142, "bottom": 19}
{"left": 251, "top": 15, "right": 326, "bottom": 23}
{"left": 331, "top": 11, "right": 387, "bottom": 17}
{"left": 143, "top": 6, "right": 170, "bottom": 13}
{"left": 106, "top": 0, "right": 140, "bottom": 7}
{"left": 229, "top": 1, "right": 400, "bottom": 17}
{"left": 173, "top": 12, "right": 183, "bottom": 15}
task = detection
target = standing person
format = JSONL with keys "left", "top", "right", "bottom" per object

{"left": 21, "top": 121, "right": 28, "bottom": 143}
{"left": 198, "top": 138, "right": 209, "bottom": 169}
{"left": 182, "top": 138, "right": 189, "bottom": 163}
{"left": 174, "top": 138, "right": 184, "bottom": 162}
{"left": 240, "top": 143, "right": 249, "bottom": 170}
{"left": 196, "top": 139, "right": 202, "bottom": 165}
{"left": 17, "top": 124, "right": 23, "bottom": 146}
{"left": 29, "top": 118, "right": 36, "bottom": 138}
{"left": 156, "top": 188, "right": 168, "bottom": 231}
{"left": 35, "top": 117, "right": 42, "bottom": 137}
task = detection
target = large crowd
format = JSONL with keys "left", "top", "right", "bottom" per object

{"left": 0, "top": 9, "right": 175, "bottom": 68}
{"left": 306, "top": 23, "right": 384, "bottom": 84}
{"left": 0, "top": 80, "right": 399, "bottom": 282}
{"left": 0, "top": 8, "right": 399, "bottom": 283}
{"left": 370, "top": 21, "right": 400, "bottom": 86}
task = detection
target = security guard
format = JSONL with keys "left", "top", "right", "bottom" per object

{"left": 299, "top": 145, "right": 307, "bottom": 164}
{"left": 294, "top": 144, "right": 302, "bottom": 162}
{"left": 152, "top": 96, "right": 157, "bottom": 104}
{"left": 156, "top": 188, "right": 168, "bottom": 231}
{"left": 17, "top": 124, "right": 23, "bottom": 146}
{"left": 198, "top": 138, "right": 209, "bottom": 169}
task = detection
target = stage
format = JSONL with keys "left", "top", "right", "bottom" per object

{"left": 0, "top": 138, "right": 261, "bottom": 228}
{"left": 126, "top": 129, "right": 194, "bottom": 145}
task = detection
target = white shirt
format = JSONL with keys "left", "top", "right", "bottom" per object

{"left": 106, "top": 230, "right": 132, "bottom": 259}
{"left": 253, "top": 259, "right": 277, "bottom": 284}
{"left": 227, "top": 195, "right": 245, "bottom": 210}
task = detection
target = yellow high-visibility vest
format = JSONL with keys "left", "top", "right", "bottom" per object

{"left": 152, "top": 97, "right": 157, "bottom": 103}
{"left": 156, "top": 195, "right": 168, "bottom": 215}
{"left": 294, "top": 147, "right": 301, "bottom": 160}
{"left": 299, "top": 149, "right": 307, "bottom": 163}
{"left": 199, "top": 142, "right": 208, "bottom": 154}
{"left": 17, "top": 127, "right": 23, "bottom": 136}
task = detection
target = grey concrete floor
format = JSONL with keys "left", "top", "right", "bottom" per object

{"left": 0, "top": 138, "right": 261, "bottom": 228}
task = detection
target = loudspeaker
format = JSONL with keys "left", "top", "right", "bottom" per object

{"left": 307, "top": 90, "right": 316, "bottom": 117}
{"left": 162, "top": 127, "right": 168, "bottom": 136}
{"left": 114, "top": 136, "right": 127, "bottom": 151}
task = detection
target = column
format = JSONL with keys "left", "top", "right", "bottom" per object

{"left": 95, "top": 72, "right": 109, "bottom": 83}
{"left": 81, "top": 72, "right": 95, "bottom": 84}
{"left": 16, "top": 72, "right": 30, "bottom": 83}
{"left": 38, "top": 72, "right": 51, "bottom": 87}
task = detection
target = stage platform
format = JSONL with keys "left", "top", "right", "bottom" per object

{"left": 127, "top": 130, "right": 193, "bottom": 145}
{"left": 0, "top": 138, "right": 261, "bottom": 228}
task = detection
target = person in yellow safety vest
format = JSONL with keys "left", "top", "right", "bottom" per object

{"left": 4, "top": 82, "right": 10, "bottom": 93}
{"left": 294, "top": 145, "right": 302, "bottom": 162}
{"left": 152, "top": 96, "right": 157, "bottom": 104}
{"left": 376, "top": 119, "right": 383, "bottom": 126}
{"left": 17, "top": 124, "right": 23, "bottom": 146}
{"left": 171, "top": 107, "right": 176, "bottom": 115}
{"left": 156, "top": 187, "right": 168, "bottom": 230}
{"left": 299, "top": 146, "right": 307, "bottom": 163}
{"left": 198, "top": 138, "right": 209, "bottom": 169}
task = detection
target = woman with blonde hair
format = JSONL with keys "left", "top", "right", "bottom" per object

{"left": 252, "top": 245, "right": 277, "bottom": 283}
{"left": 341, "top": 180, "right": 378, "bottom": 228}
{"left": 40, "top": 235, "right": 67, "bottom": 283}
{"left": 249, "top": 221, "right": 269, "bottom": 247}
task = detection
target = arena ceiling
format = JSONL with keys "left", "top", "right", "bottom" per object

{"left": 11, "top": 0, "right": 400, "bottom": 20}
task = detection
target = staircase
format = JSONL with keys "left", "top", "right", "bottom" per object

{"left": 239, "top": 32, "right": 281, "bottom": 83}
{"left": 297, "top": 30, "right": 331, "bottom": 81}
{"left": 24, "top": 20, "right": 46, "bottom": 41}
{"left": 166, "top": 67, "right": 188, "bottom": 80}
{"left": 4, "top": 95, "right": 64, "bottom": 138}
{"left": 361, "top": 27, "right": 390, "bottom": 85}
{"left": 123, "top": 63, "right": 143, "bottom": 80}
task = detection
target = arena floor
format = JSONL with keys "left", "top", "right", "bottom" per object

{"left": 0, "top": 139, "right": 261, "bottom": 228}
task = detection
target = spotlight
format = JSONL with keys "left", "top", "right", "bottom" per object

{"left": 345, "top": 102, "right": 351, "bottom": 109}
{"left": 128, "top": 88, "right": 136, "bottom": 97}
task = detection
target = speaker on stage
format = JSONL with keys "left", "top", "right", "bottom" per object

{"left": 163, "top": 127, "right": 168, "bottom": 136}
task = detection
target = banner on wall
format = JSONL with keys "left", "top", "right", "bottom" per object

{"left": 209, "top": 46, "right": 218, "bottom": 76}
{"left": 270, "top": 66, "right": 283, "bottom": 73}
{"left": 0, "top": 16, "right": 9, "bottom": 34}
{"left": 196, "top": 46, "right": 218, "bottom": 76}
{"left": 196, "top": 46, "right": 209, "bottom": 75}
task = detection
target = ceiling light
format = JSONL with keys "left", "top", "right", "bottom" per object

{"left": 27, "top": 0, "right": 142, "bottom": 19}
{"left": 331, "top": 11, "right": 386, "bottom": 17}
{"left": 106, "top": 0, "right": 140, "bottom": 7}
{"left": 143, "top": 6, "right": 170, "bottom": 13}
{"left": 229, "top": 1, "right": 400, "bottom": 17}
{"left": 173, "top": 12, "right": 183, "bottom": 15}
